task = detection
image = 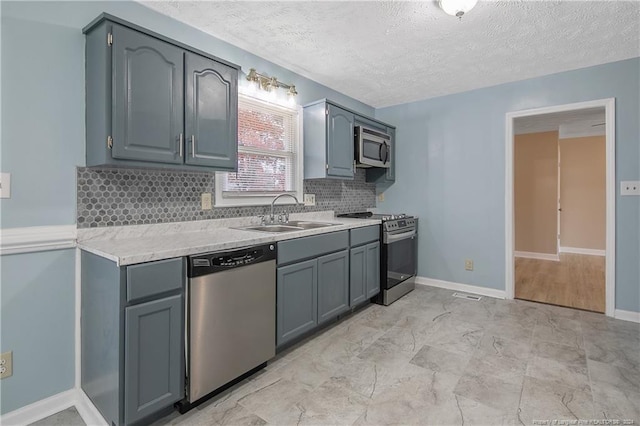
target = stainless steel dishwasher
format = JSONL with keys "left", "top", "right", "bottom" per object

{"left": 186, "top": 243, "right": 276, "bottom": 405}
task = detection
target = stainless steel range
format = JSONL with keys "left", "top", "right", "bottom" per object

{"left": 338, "top": 212, "right": 418, "bottom": 305}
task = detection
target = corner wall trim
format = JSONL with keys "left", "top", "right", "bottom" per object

{"left": 76, "top": 389, "right": 108, "bottom": 426}
{"left": 0, "top": 225, "right": 77, "bottom": 255}
{"left": 415, "top": 276, "right": 506, "bottom": 299}
{"left": 559, "top": 247, "right": 606, "bottom": 256}
{"left": 514, "top": 251, "right": 560, "bottom": 261}
{"left": 614, "top": 309, "right": 640, "bottom": 324}
{"left": 0, "top": 389, "right": 107, "bottom": 426}
{"left": 0, "top": 389, "right": 77, "bottom": 426}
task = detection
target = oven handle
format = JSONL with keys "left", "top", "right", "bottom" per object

{"left": 384, "top": 229, "right": 416, "bottom": 244}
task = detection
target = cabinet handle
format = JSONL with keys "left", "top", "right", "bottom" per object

{"left": 191, "top": 135, "right": 195, "bottom": 158}
{"left": 179, "top": 134, "right": 183, "bottom": 157}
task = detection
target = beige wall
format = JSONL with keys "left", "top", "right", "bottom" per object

{"left": 515, "top": 131, "right": 559, "bottom": 254}
{"left": 559, "top": 136, "right": 606, "bottom": 250}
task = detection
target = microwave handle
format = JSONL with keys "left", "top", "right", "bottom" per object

{"left": 379, "top": 142, "right": 389, "bottom": 165}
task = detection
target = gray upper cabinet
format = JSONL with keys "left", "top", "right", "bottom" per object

{"left": 303, "top": 99, "right": 395, "bottom": 181}
{"left": 303, "top": 100, "right": 354, "bottom": 179}
{"left": 327, "top": 105, "right": 355, "bottom": 178}
{"left": 84, "top": 14, "right": 239, "bottom": 172}
{"left": 112, "top": 25, "right": 184, "bottom": 164}
{"left": 185, "top": 52, "right": 238, "bottom": 170}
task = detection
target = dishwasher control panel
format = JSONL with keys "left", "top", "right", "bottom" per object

{"left": 188, "top": 244, "right": 276, "bottom": 277}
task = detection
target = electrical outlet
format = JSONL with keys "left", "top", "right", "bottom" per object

{"left": 1, "top": 351, "right": 13, "bottom": 379}
{"left": 303, "top": 193, "right": 316, "bottom": 206}
{"left": 378, "top": 193, "right": 385, "bottom": 202}
{"left": 465, "top": 259, "right": 474, "bottom": 271}
{"left": 0, "top": 173, "right": 11, "bottom": 199}
{"left": 201, "top": 193, "right": 212, "bottom": 210}
{"left": 621, "top": 181, "right": 640, "bottom": 196}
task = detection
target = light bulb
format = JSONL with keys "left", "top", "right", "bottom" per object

{"left": 439, "top": 0, "right": 478, "bottom": 18}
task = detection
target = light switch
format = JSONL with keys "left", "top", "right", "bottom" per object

{"left": 0, "top": 173, "right": 11, "bottom": 199}
{"left": 621, "top": 181, "right": 640, "bottom": 196}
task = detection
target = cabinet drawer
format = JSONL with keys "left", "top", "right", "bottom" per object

{"left": 127, "top": 258, "right": 183, "bottom": 303}
{"left": 350, "top": 225, "right": 380, "bottom": 246}
{"left": 278, "top": 231, "right": 348, "bottom": 265}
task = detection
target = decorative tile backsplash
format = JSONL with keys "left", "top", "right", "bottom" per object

{"left": 77, "top": 167, "right": 376, "bottom": 228}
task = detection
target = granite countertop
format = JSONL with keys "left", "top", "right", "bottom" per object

{"left": 77, "top": 211, "right": 380, "bottom": 266}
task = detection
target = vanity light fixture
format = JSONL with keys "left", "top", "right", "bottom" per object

{"left": 439, "top": 0, "right": 478, "bottom": 18}
{"left": 246, "top": 68, "right": 298, "bottom": 99}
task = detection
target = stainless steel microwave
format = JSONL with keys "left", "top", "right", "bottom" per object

{"left": 355, "top": 125, "right": 391, "bottom": 168}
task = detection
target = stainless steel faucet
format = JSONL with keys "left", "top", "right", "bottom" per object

{"left": 268, "top": 193, "right": 300, "bottom": 224}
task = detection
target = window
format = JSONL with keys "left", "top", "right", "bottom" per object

{"left": 215, "top": 95, "right": 302, "bottom": 206}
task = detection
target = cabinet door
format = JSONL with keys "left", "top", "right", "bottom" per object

{"left": 124, "top": 295, "right": 183, "bottom": 424}
{"left": 349, "top": 246, "right": 367, "bottom": 306}
{"left": 185, "top": 52, "right": 238, "bottom": 170}
{"left": 277, "top": 259, "right": 318, "bottom": 346}
{"left": 326, "top": 104, "right": 355, "bottom": 178}
{"left": 385, "top": 128, "right": 396, "bottom": 182}
{"left": 112, "top": 24, "right": 184, "bottom": 164}
{"left": 318, "top": 250, "right": 350, "bottom": 324}
{"left": 366, "top": 242, "right": 381, "bottom": 298}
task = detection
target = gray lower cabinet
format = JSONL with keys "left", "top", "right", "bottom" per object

{"left": 276, "top": 231, "right": 350, "bottom": 347}
{"left": 276, "top": 259, "right": 318, "bottom": 346}
{"left": 84, "top": 14, "right": 239, "bottom": 172}
{"left": 365, "top": 242, "right": 381, "bottom": 298}
{"left": 349, "top": 245, "right": 367, "bottom": 305}
{"left": 350, "top": 242, "right": 381, "bottom": 304}
{"left": 124, "top": 295, "right": 183, "bottom": 424}
{"left": 317, "top": 250, "right": 350, "bottom": 324}
{"left": 81, "top": 251, "right": 184, "bottom": 425}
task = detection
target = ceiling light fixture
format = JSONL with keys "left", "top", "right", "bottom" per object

{"left": 246, "top": 68, "right": 297, "bottom": 98}
{"left": 439, "top": 0, "right": 478, "bottom": 18}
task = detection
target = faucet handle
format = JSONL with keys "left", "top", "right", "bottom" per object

{"left": 283, "top": 211, "right": 290, "bottom": 223}
{"left": 258, "top": 215, "right": 266, "bottom": 225}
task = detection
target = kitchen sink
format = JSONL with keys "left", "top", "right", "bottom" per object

{"left": 236, "top": 221, "right": 339, "bottom": 233}
{"left": 285, "top": 221, "right": 339, "bottom": 229}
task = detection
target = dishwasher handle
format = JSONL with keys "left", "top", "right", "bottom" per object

{"left": 189, "top": 243, "right": 277, "bottom": 277}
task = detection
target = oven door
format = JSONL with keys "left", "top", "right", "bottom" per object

{"left": 383, "top": 229, "right": 417, "bottom": 290}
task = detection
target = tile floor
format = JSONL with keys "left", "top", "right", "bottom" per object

{"left": 33, "top": 286, "right": 640, "bottom": 425}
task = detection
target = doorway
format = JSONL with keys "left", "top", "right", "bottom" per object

{"left": 505, "top": 99, "right": 615, "bottom": 316}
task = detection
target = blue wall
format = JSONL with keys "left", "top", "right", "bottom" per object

{"left": 375, "top": 58, "right": 640, "bottom": 313}
{"left": 0, "top": 250, "right": 76, "bottom": 414}
{"left": 0, "top": 0, "right": 375, "bottom": 414}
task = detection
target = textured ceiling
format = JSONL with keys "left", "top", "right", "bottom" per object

{"left": 142, "top": 1, "right": 640, "bottom": 108}
{"left": 514, "top": 108, "right": 605, "bottom": 135}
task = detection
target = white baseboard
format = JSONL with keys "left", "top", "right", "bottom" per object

{"left": 559, "top": 246, "right": 606, "bottom": 256}
{"left": 75, "top": 389, "right": 108, "bottom": 426}
{"left": 614, "top": 309, "right": 640, "bottom": 323}
{"left": 0, "top": 225, "right": 76, "bottom": 255}
{"left": 0, "top": 388, "right": 107, "bottom": 426}
{"left": 415, "top": 276, "right": 506, "bottom": 299}
{"left": 514, "top": 251, "right": 559, "bottom": 261}
{"left": 0, "top": 389, "right": 77, "bottom": 426}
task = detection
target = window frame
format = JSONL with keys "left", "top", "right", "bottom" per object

{"left": 214, "top": 94, "right": 304, "bottom": 207}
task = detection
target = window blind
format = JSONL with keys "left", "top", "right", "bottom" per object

{"left": 221, "top": 96, "right": 299, "bottom": 196}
